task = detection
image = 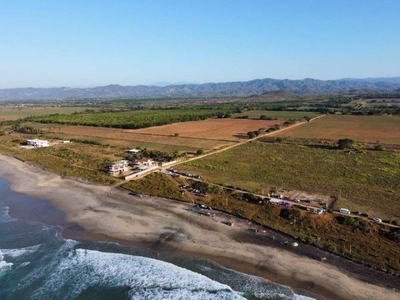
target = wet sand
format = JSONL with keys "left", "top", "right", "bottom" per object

{"left": 0, "top": 154, "right": 399, "bottom": 300}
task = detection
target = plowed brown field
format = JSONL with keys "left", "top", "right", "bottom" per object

{"left": 33, "top": 118, "right": 280, "bottom": 151}
{"left": 131, "top": 118, "right": 280, "bottom": 140}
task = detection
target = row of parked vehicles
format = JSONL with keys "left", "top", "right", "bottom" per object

{"left": 167, "top": 168, "right": 202, "bottom": 179}
{"left": 339, "top": 207, "right": 382, "bottom": 223}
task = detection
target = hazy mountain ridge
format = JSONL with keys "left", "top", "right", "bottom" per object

{"left": 1, "top": 77, "right": 400, "bottom": 101}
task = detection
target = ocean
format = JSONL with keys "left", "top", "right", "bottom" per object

{"left": 0, "top": 178, "right": 315, "bottom": 300}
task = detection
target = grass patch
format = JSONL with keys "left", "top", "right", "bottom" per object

{"left": 178, "top": 141, "right": 400, "bottom": 220}
{"left": 0, "top": 133, "right": 122, "bottom": 184}
{"left": 122, "top": 173, "right": 190, "bottom": 202}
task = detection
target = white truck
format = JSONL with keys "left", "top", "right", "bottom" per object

{"left": 340, "top": 208, "right": 351, "bottom": 214}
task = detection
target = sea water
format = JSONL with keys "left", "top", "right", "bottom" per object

{"left": 0, "top": 178, "right": 315, "bottom": 300}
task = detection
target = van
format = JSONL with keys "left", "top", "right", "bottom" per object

{"left": 340, "top": 208, "right": 351, "bottom": 214}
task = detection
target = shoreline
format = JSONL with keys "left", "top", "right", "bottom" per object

{"left": 0, "top": 154, "right": 399, "bottom": 300}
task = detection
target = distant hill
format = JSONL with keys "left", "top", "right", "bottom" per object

{"left": 1, "top": 77, "right": 400, "bottom": 101}
{"left": 249, "top": 90, "right": 300, "bottom": 100}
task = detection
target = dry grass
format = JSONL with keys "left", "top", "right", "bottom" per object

{"left": 270, "top": 115, "right": 400, "bottom": 144}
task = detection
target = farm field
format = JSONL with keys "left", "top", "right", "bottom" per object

{"left": 270, "top": 115, "right": 400, "bottom": 144}
{"left": 26, "top": 124, "right": 234, "bottom": 152}
{"left": 132, "top": 118, "right": 281, "bottom": 140}
{"left": 231, "top": 110, "right": 320, "bottom": 120}
{"left": 178, "top": 141, "right": 400, "bottom": 221}
{"left": 0, "top": 106, "right": 90, "bottom": 121}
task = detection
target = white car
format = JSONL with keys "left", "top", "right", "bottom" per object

{"left": 372, "top": 217, "right": 382, "bottom": 223}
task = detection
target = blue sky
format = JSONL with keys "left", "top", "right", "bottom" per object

{"left": 1, "top": 0, "right": 399, "bottom": 88}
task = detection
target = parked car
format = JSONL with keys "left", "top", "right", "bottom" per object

{"left": 372, "top": 217, "right": 382, "bottom": 223}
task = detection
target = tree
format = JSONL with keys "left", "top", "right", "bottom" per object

{"left": 247, "top": 131, "right": 256, "bottom": 139}
{"left": 303, "top": 116, "right": 311, "bottom": 122}
{"left": 196, "top": 149, "right": 204, "bottom": 155}
{"left": 174, "top": 132, "right": 179, "bottom": 137}
{"left": 280, "top": 208, "right": 301, "bottom": 222}
{"left": 337, "top": 138, "right": 354, "bottom": 149}
{"left": 374, "top": 144, "right": 385, "bottom": 151}
{"left": 259, "top": 114, "right": 267, "bottom": 120}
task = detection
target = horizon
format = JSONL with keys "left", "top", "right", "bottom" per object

{"left": 1, "top": 0, "right": 400, "bottom": 89}
{"left": 3, "top": 75, "right": 400, "bottom": 90}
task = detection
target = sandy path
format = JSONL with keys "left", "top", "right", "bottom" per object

{"left": 0, "top": 154, "right": 399, "bottom": 300}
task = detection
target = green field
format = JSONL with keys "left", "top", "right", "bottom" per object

{"left": 271, "top": 115, "right": 400, "bottom": 144}
{"left": 178, "top": 141, "right": 400, "bottom": 220}
{"left": 0, "top": 106, "right": 90, "bottom": 121}
{"left": 231, "top": 110, "right": 320, "bottom": 120}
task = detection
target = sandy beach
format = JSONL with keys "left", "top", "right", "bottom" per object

{"left": 0, "top": 154, "right": 399, "bottom": 300}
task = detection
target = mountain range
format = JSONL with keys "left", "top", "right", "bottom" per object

{"left": 1, "top": 77, "right": 400, "bottom": 101}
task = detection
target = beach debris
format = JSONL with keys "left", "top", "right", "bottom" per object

{"left": 291, "top": 242, "right": 299, "bottom": 247}
{"left": 222, "top": 221, "right": 234, "bottom": 226}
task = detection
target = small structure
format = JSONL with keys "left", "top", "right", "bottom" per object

{"left": 108, "top": 160, "right": 130, "bottom": 176}
{"left": 134, "top": 159, "right": 158, "bottom": 171}
{"left": 27, "top": 139, "right": 49, "bottom": 148}
{"left": 128, "top": 148, "right": 140, "bottom": 154}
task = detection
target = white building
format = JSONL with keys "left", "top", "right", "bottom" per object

{"left": 27, "top": 139, "right": 49, "bottom": 147}
{"left": 108, "top": 160, "right": 130, "bottom": 176}
{"left": 128, "top": 148, "right": 140, "bottom": 154}
{"left": 134, "top": 159, "right": 158, "bottom": 171}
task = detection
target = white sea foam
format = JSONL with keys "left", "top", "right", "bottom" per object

{"left": 0, "top": 251, "right": 13, "bottom": 277}
{"left": 0, "top": 244, "right": 41, "bottom": 258}
{"left": 13, "top": 239, "right": 79, "bottom": 291}
{"left": 199, "top": 262, "right": 316, "bottom": 300}
{"left": 29, "top": 249, "right": 246, "bottom": 300}
{"left": 294, "top": 296, "right": 316, "bottom": 300}
{"left": 0, "top": 206, "right": 16, "bottom": 223}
